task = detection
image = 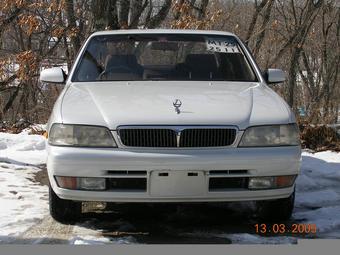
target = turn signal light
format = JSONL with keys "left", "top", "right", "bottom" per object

{"left": 276, "top": 175, "right": 297, "bottom": 188}
{"left": 55, "top": 176, "right": 77, "bottom": 189}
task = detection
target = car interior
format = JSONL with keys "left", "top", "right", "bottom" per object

{"left": 74, "top": 36, "right": 257, "bottom": 82}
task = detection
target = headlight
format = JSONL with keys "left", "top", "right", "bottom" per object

{"left": 239, "top": 124, "right": 299, "bottom": 147}
{"left": 49, "top": 124, "right": 117, "bottom": 147}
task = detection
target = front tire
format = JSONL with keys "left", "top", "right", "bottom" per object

{"left": 256, "top": 190, "right": 295, "bottom": 221}
{"left": 49, "top": 186, "right": 82, "bottom": 223}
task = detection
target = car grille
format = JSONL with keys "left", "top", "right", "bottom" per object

{"left": 118, "top": 129, "right": 177, "bottom": 147}
{"left": 179, "top": 128, "right": 236, "bottom": 147}
{"left": 118, "top": 127, "right": 236, "bottom": 147}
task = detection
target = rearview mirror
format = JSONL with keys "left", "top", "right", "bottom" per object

{"left": 151, "top": 42, "right": 179, "bottom": 51}
{"left": 40, "top": 67, "right": 66, "bottom": 83}
{"left": 264, "top": 69, "right": 285, "bottom": 84}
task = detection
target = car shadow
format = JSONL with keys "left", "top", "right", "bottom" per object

{"left": 78, "top": 202, "right": 307, "bottom": 244}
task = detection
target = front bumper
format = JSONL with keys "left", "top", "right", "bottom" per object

{"left": 47, "top": 146, "right": 301, "bottom": 202}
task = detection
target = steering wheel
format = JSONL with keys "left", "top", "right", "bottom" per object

{"left": 98, "top": 65, "right": 134, "bottom": 80}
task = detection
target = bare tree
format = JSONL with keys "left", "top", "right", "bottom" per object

{"left": 283, "top": 0, "right": 323, "bottom": 108}
{"left": 297, "top": 1, "right": 339, "bottom": 123}
{"left": 245, "top": 0, "right": 273, "bottom": 45}
{"left": 252, "top": 0, "right": 274, "bottom": 57}
{"left": 1, "top": 0, "right": 338, "bottom": 125}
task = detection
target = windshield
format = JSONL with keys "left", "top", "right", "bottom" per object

{"left": 72, "top": 34, "right": 258, "bottom": 82}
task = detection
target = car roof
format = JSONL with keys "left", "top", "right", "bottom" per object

{"left": 90, "top": 29, "right": 237, "bottom": 38}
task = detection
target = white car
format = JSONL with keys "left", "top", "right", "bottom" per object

{"left": 40, "top": 29, "right": 301, "bottom": 223}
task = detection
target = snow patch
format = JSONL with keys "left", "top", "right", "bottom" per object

{"left": 181, "top": 231, "right": 297, "bottom": 244}
{"left": 293, "top": 151, "right": 340, "bottom": 235}
{"left": 227, "top": 233, "right": 297, "bottom": 244}
{"left": 0, "top": 132, "right": 47, "bottom": 165}
{"left": 295, "top": 189, "right": 340, "bottom": 208}
{"left": 294, "top": 206, "right": 340, "bottom": 234}
{"left": 0, "top": 163, "right": 48, "bottom": 237}
{"left": 70, "top": 236, "right": 136, "bottom": 245}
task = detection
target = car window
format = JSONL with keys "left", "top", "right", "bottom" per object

{"left": 72, "top": 34, "right": 258, "bottom": 82}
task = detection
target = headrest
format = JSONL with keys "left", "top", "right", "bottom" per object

{"left": 184, "top": 54, "right": 217, "bottom": 70}
{"left": 105, "top": 55, "right": 139, "bottom": 69}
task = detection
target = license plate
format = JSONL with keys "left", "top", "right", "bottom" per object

{"left": 150, "top": 170, "right": 206, "bottom": 197}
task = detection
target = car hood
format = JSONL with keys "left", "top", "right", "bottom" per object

{"left": 60, "top": 81, "right": 293, "bottom": 130}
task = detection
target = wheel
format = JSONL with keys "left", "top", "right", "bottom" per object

{"left": 49, "top": 186, "right": 82, "bottom": 223}
{"left": 256, "top": 190, "right": 295, "bottom": 221}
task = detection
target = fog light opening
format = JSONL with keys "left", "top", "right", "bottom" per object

{"left": 248, "top": 177, "right": 275, "bottom": 190}
{"left": 78, "top": 177, "right": 106, "bottom": 190}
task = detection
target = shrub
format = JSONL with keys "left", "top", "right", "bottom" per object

{"left": 299, "top": 123, "right": 340, "bottom": 152}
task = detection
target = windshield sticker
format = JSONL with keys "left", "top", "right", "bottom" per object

{"left": 206, "top": 38, "right": 240, "bottom": 53}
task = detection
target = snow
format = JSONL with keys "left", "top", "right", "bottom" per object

{"left": 226, "top": 234, "right": 297, "bottom": 244}
{"left": 20, "top": 124, "right": 47, "bottom": 135}
{"left": 0, "top": 162, "right": 48, "bottom": 241}
{"left": 70, "top": 222, "right": 137, "bottom": 245}
{"left": 293, "top": 151, "right": 340, "bottom": 237}
{"left": 69, "top": 235, "right": 136, "bottom": 245}
{"left": 0, "top": 132, "right": 47, "bottom": 165}
{"left": 0, "top": 132, "right": 48, "bottom": 242}
{"left": 0, "top": 131, "right": 340, "bottom": 244}
{"left": 180, "top": 231, "right": 298, "bottom": 244}
{"left": 294, "top": 206, "right": 340, "bottom": 234}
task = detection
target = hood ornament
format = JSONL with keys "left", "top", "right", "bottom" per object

{"left": 173, "top": 99, "right": 182, "bottom": 114}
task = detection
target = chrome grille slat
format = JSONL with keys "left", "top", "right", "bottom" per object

{"left": 118, "top": 127, "right": 236, "bottom": 147}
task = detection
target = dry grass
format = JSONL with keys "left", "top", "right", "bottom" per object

{"left": 299, "top": 123, "right": 340, "bottom": 152}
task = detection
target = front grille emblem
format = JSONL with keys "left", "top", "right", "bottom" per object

{"left": 173, "top": 99, "right": 182, "bottom": 114}
{"left": 175, "top": 129, "right": 181, "bottom": 147}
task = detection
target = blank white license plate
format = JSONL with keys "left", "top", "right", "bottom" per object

{"left": 150, "top": 170, "right": 206, "bottom": 197}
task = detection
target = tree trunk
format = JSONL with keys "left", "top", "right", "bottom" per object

{"left": 245, "top": 0, "right": 270, "bottom": 44}
{"left": 91, "top": 0, "right": 119, "bottom": 30}
{"left": 119, "top": 0, "right": 130, "bottom": 28}
{"left": 146, "top": 0, "right": 172, "bottom": 28}
{"left": 287, "top": 46, "right": 303, "bottom": 108}
{"left": 198, "top": 0, "right": 209, "bottom": 20}
{"left": 130, "top": 0, "right": 147, "bottom": 28}
{"left": 252, "top": 0, "right": 274, "bottom": 57}
{"left": 64, "top": 0, "right": 81, "bottom": 57}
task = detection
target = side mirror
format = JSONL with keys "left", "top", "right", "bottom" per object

{"left": 264, "top": 69, "right": 286, "bottom": 84}
{"left": 40, "top": 67, "right": 66, "bottom": 83}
